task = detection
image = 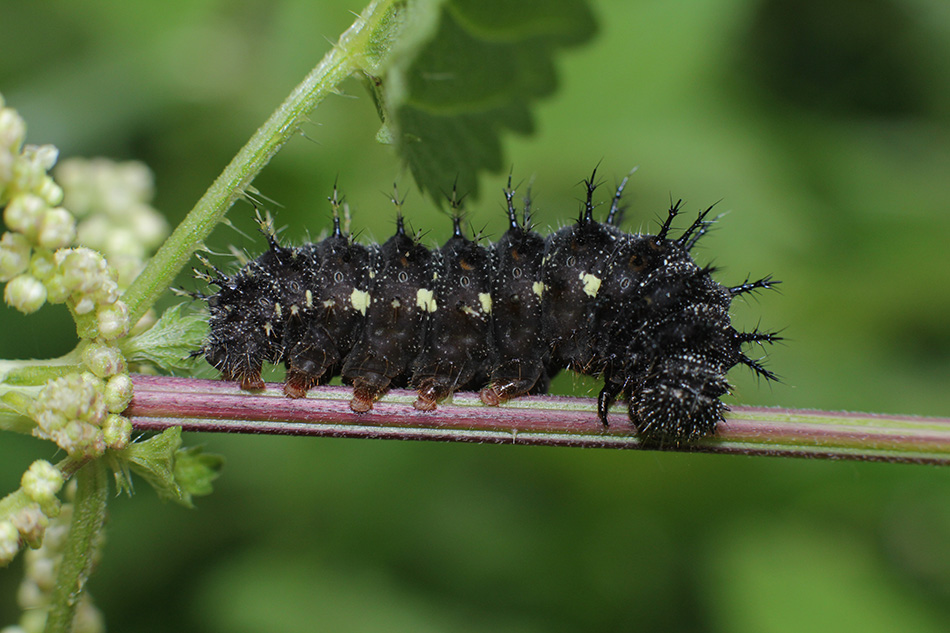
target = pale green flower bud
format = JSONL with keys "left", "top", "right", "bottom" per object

{"left": 60, "top": 420, "right": 106, "bottom": 459}
{"left": 0, "top": 107, "right": 26, "bottom": 152}
{"left": 3, "top": 193, "right": 46, "bottom": 237}
{"left": 19, "top": 612, "right": 46, "bottom": 633}
{"left": 11, "top": 503, "right": 48, "bottom": 549}
{"left": 73, "top": 296, "right": 96, "bottom": 315}
{"left": 0, "top": 232, "right": 31, "bottom": 281}
{"left": 97, "top": 300, "right": 129, "bottom": 340}
{"left": 76, "top": 373, "right": 108, "bottom": 425}
{"left": 21, "top": 461, "right": 64, "bottom": 508}
{"left": 29, "top": 250, "right": 55, "bottom": 280}
{"left": 74, "top": 216, "right": 109, "bottom": 251}
{"left": 0, "top": 150, "right": 14, "bottom": 200}
{"left": 116, "top": 161, "right": 154, "bottom": 200}
{"left": 59, "top": 248, "right": 108, "bottom": 294}
{"left": 104, "top": 373, "right": 134, "bottom": 413}
{"left": 90, "top": 276, "right": 119, "bottom": 306}
{"left": 102, "top": 414, "right": 132, "bottom": 450}
{"left": 130, "top": 205, "right": 170, "bottom": 250}
{"left": 44, "top": 272, "right": 69, "bottom": 304}
{"left": 75, "top": 599, "right": 106, "bottom": 633}
{"left": 26, "top": 144, "right": 58, "bottom": 172}
{"left": 4, "top": 274, "right": 47, "bottom": 313}
{"left": 82, "top": 342, "right": 126, "bottom": 378}
{"left": 12, "top": 145, "right": 57, "bottom": 196}
{"left": 37, "top": 177, "right": 64, "bottom": 207}
{"left": 16, "top": 578, "right": 44, "bottom": 609}
{"left": 104, "top": 227, "right": 146, "bottom": 260}
{"left": 0, "top": 520, "right": 20, "bottom": 566}
{"left": 37, "top": 207, "right": 76, "bottom": 250}
{"left": 31, "top": 373, "right": 108, "bottom": 457}
{"left": 25, "top": 554, "right": 56, "bottom": 591}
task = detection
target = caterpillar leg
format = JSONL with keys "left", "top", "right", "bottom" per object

{"left": 413, "top": 378, "right": 453, "bottom": 412}
{"left": 349, "top": 378, "right": 388, "bottom": 413}
{"left": 596, "top": 379, "right": 624, "bottom": 426}
{"left": 479, "top": 360, "right": 545, "bottom": 406}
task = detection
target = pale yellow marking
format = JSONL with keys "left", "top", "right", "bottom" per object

{"left": 532, "top": 281, "right": 546, "bottom": 298}
{"left": 461, "top": 305, "right": 478, "bottom": 317}
{"left": 416, "top": 288, "right": 438, "bottom": 312}
{"left": 478, "top": 292, "right": 492, "bottom": 314}
{"left": 274, "top": 303, "right": 282, "bottom": 317}
{"left": 369, "top": 270, "right": 376, "bottom": 279}
{"left": 323, "top": 299, "right": 336, "bottom": 309}
{"left": 350, "top": 289, "right": 371, "bottom": 315}
{"left": 290, "top": 305, "right": 299, "bottom": 316}
{"left": 580, "top": 272, "right": 602, "bottom": 298}
{"left": 391, "top": 298, "right": 402, "bottom": 309}
{"left": 305, "top": 289, "right": 313, "bottom": 308}
{"left": 263, "top": 322, "right": 273, "bottom": 337}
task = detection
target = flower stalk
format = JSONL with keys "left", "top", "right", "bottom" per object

{"left": 42, "top": 458, "right": 108, "bottom": 633}
{"left": 127, "top": 375, "right": 950, "bottom": 465}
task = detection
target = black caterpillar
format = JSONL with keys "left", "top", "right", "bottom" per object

{"left": 198, "top": 170, "right": 779, "bottom": 445}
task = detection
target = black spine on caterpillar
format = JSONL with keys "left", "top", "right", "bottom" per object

{"left": 540, "top": 170, "right": 627, "bottom": 374}
{"left": 281, "top": 190, "right": 375, "bottom": 397}
{"left": 479, "top": 177, "right": 549, "bottom": 405}
{"left": 341, "top": 207, "right": 434, "bottom": 413}
{"left": 202, "top": 222, "right": 290, "bottom": 390}
{"left": 410, "top": 198, "right": 495, "bottom": 411}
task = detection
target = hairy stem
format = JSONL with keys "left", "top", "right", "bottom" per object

{"left": 120, "top": 0, "right": 403, "bottom": 324}
{"left": 126, "top": 375, "right": 950, "bottom": 465}
{"left": 44, "top": 458, "right": 108, "bottom": 633}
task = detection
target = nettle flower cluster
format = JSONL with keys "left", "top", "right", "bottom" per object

{"left": 0, "top": 93, "right": 167, "bottom": 566}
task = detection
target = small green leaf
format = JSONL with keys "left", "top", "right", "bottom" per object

{"left": 115, "top": 427, "right": 222, "bottom": 508}
{"left": 174, "top": 445, "right": 224, "bottom": 500}
{"left": 371, "top": 0, "right": 597, "bottom": 201}
{"left": 118, "top": 427, "right": 184, "bottom": 504}
{"left": 120, "top": 304, "right": 209, "bottom": 372}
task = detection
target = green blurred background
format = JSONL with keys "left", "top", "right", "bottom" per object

{"left": 2, "top": 0, "right": 950, "bottom": 630}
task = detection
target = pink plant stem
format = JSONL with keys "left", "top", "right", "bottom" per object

{"left": 126, "top": 374, "right": 950, "bottom": 464}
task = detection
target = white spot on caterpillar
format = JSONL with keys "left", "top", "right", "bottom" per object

{"left": 478, "top": 292, "right": 492, "bottom": 314}
{"left": 391, "top": 298, "right": 401, "bottom": 309}
{"left": 416, "top": 288, "right": 437, "bottom": 312}
{"left": 580, "top": 272, "right": 601, "bottom": 297}
{"left": 290, "top": 304, "right": 299, "bottom": 316}
{"left": 263, "top": 322, "right": 274, "bottom": 337}
{"left": 461, "top": 305, "right": 478, "bottom": 317}
{"left": 350, "top": 289, "right": 371, "bottom": 315}
{"left": 532, "top": 281, "right": 546, "bottom": 298}
{"left": 323, "top": 299, "right": 336, "bottom": 309}
{"left": 305, "top": 289, "right": 313, "bottom": 308}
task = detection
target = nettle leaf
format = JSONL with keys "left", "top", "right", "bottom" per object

{"left": 121, "top": 304, "right": 209, "bottom": 373}
{"left": 370, "top": 0, "right": 597, "bottom": 202}
{"left": 115, "top": 427, "right": 223, "bottom": 508}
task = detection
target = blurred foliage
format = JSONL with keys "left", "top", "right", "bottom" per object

{"left": 379, "top": 0, "right": 596, "bottom": 201}
{"left": 1, "top": 0, "right": 949, "bottom": 631}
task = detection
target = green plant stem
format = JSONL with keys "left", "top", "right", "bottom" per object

{"left": 126, "top": 375, "right": 950, "bottom": 464}
{"left": 44, "top": 458, "right": 108, "bottom": 633}
{"left": 120, "top": 0, "right": 403, "bottom": 325}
